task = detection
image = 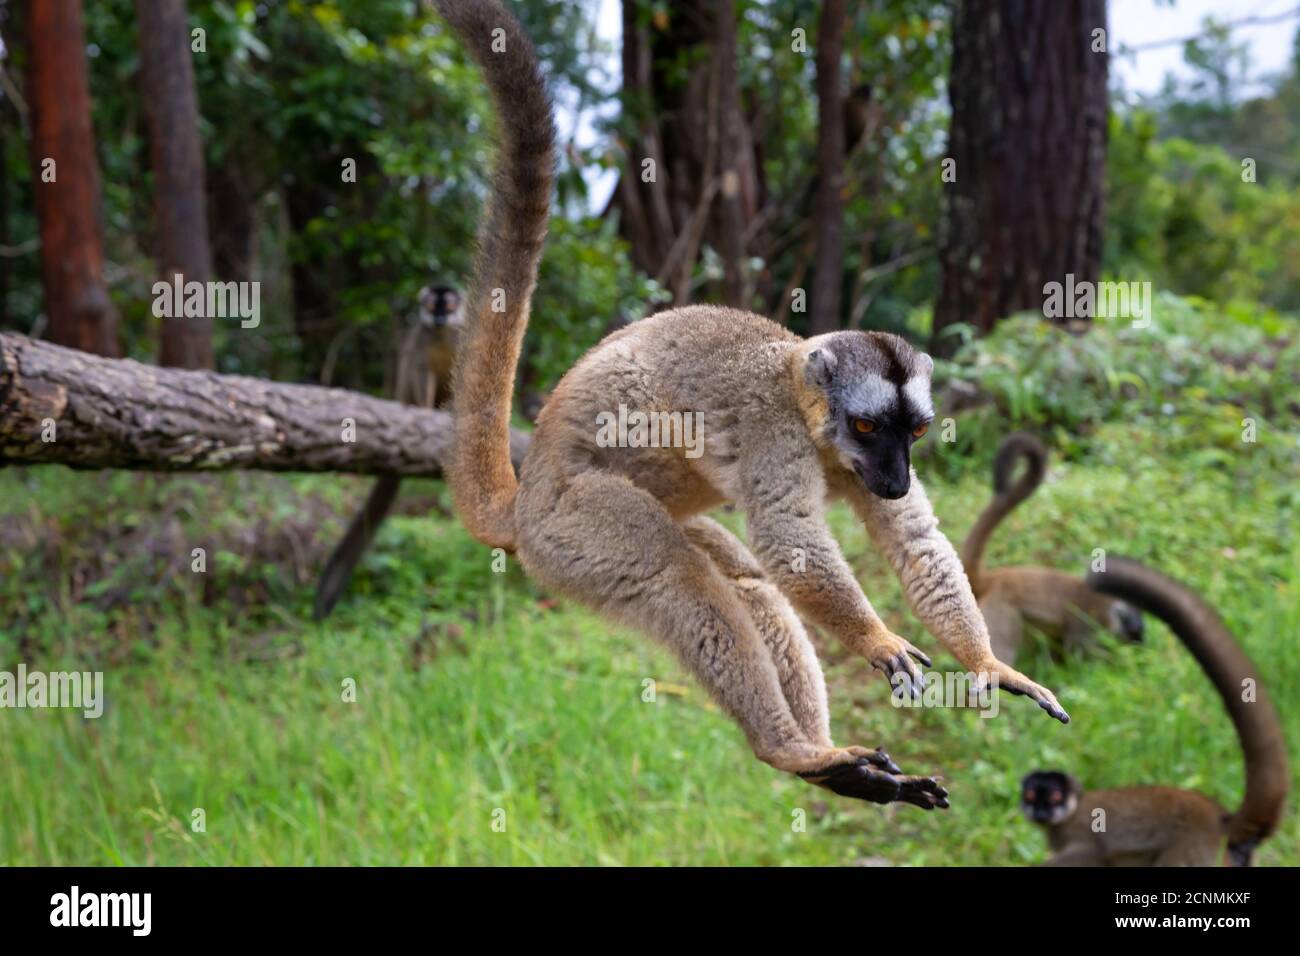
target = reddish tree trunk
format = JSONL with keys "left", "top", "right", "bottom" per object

{"left": 136, "top": 0, "right": 214, "bottom": 368}
{"left": 932, "top": 0, "right": 1108, "bottom": 354}
{"left": 809, "top": 0, "right": 848, "bottom": 334}
{"left": 25, "top": 0, "right": 119, "bottom": 356}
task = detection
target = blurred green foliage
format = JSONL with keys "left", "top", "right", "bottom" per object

{"left": 923, "top": 295, "right": 1299, "bottom": 485}
{"left": 1107, "top": 113, "right": 1300, "bottom": 310}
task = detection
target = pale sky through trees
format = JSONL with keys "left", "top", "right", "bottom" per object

{"left": 570, "top": 0, "right": 1300, "bottom": 210}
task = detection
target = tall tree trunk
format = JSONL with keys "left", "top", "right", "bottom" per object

{"left": 207, "top": 162, "right": 256, "bottom": 284}
{"left": 136, "top": 0, "right": 214, "bottom": 368}
{"left": 931, "top": 0, "right": 1108, "bottom": 354}
{"left": 25, "top": 0, "right": 119, "bottom": 356}
{"left": 617, "top": 0, "right": 674, "bottom": 279}
{"left": 809, "top": 0, "right": 848, "bottom": 334}
{"left": 714, "top": 0, "right": 749, "bottom": 307}
{"left": 613, "top": 0, "right": 760, "bottom": 307}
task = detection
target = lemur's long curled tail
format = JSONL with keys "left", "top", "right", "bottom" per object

{"left": 1088, "top": 557, "right": 1289, "bottom": 866}
{"left": 959, "top": 432, "right": 1048, "bottom": 591}
{"left": 435, "top": 0, "right": 555, "bottom": 551}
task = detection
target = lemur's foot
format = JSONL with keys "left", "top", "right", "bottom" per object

{"left": 799, "top": 748, "right": 948, "bottom": 809}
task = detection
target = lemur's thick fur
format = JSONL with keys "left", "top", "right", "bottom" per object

{"left": 438, "top": 0, "right": 1065, "bottom": 808}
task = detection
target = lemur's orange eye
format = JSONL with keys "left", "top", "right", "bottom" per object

{"left": 912, "top": 422, "right": 929, "bottom": 438}
{"left": 853, "top": 419, "right": 875, "bottom": 434}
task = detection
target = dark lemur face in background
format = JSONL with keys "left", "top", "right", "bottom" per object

{"left": 1107, "top": 601, "right": 1146, "bottom": 643}
{"left": 807, "top": 331, "right": 935, "bottom": 500}
{"left": 1020, "top": 770, "right": 1080, "bottom": 826}
{"left": 417, "top": 285, "right": 463, "bottom": 327}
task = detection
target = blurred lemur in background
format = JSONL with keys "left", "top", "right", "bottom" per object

{"left": 1021, "top": 558, "right": 1287, "bottom": 866}
{"left": 432, "top": 0, "right": 1068, "bottom": 812}
{"left": 313, "top": 285, "right": 463, "bottom": 620}
{"left": 961, "top": 432, "right": 1144, "bottom": 662}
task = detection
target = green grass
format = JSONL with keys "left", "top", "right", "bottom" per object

{"left": 0, "top": 431, "right": 1295, "bottom": 865}
{"left": 1, "top": 295, "right": 1296, "bottom": 865}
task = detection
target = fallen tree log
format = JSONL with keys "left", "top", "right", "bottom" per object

{"left": 0, "top": 333, "right": 530, "bottom": 474}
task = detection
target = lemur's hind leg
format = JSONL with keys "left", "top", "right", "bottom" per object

{"left": 682, "top": 516, "right": 831, "bottom": 748}
{"left": 515, "top": 471, "right": 947, "bottom": 809}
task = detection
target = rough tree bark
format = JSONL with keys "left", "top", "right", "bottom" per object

{"left": 714, "top": 0, "right": 749, "bottom": 308}
{"left": 0, "top": 333, "right": 529, "bottom": 475}
{"left": 136, "top": 0, "right": 215, "bottom": 369}
{"left": 617, "top": 0, "right": 675, "bottom": 280}
{"left": 25, "top": 0, "right": 120, "bottom": 356}
{"left": 614, "top": 0, "right": 760, "bottom": 307}
{"left": 931, "top": 0, "right": 1108, "bottom": 354}
{"left": 809, "top": 0, "right": 848, "bottom": 335}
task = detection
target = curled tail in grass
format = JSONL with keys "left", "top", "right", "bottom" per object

{"left": 959, "top": 432, "right": 1047, "bottom": 591}
{"left": 434, "top": 0, "right": 556, "bottom": 551}
{"left": 1088, "top": 557, "right": 1289, "bottom": 866}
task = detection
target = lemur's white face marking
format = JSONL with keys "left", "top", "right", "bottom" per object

{"left": 804, "top": 331, "right": 936, "bottom": 501}
{"left": 902, "top": 376, "right": 934, "bottom": 420}
{"left": 844, "top": 372, "right": 933, "bottom": 424}
{"left": 845, "top": 373, "right": 894, "bottom": 419}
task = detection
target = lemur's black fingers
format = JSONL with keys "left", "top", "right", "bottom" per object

{"left": 1008, "top": 681, "right": 1070, "bottom": 724}
{"left": 986, "top": 666, "right": 1071, "bottom": 724}
{"left": 865, "top": 748, "right": 903, "bottom": 775}
{"left": 878, "top": 653, "right": 923, "bottom": 699}
{"left": 896, "top": 775, "right": 949, "bottom": 810}
{"left": 896, "top": 660, "right": 922, "bottom": 700}
{"left": 906, "top": 646, "right": 932, "bottom": 668}
{"left": 899, "top": 789, "right": 948, "bottom": 810}
{"left": 1037, "top": 696, "right": 1071, "bottom": 724}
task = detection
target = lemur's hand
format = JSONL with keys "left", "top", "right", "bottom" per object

{"left": 863, "top": 629, "right": 931, "bottom": 700}
{"left": 974, "top": 659, "right": 1070, "bottom": 723}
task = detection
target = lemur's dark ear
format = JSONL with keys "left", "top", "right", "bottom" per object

{"left": 804, "top": 347, "right": 838, "bottom": 388}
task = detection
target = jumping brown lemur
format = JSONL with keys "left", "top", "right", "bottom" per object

{"left": 960, "top": 432, "right": 1144, "bottom": 662}
{"left": 1021, "top": 557, "right": 1287, "bottom": 865}
{"left": 314, "top": 285, "right": 463, "bottom": 620}
{"left": 435, "top": 0, "right": 1067, "bottom": 810}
